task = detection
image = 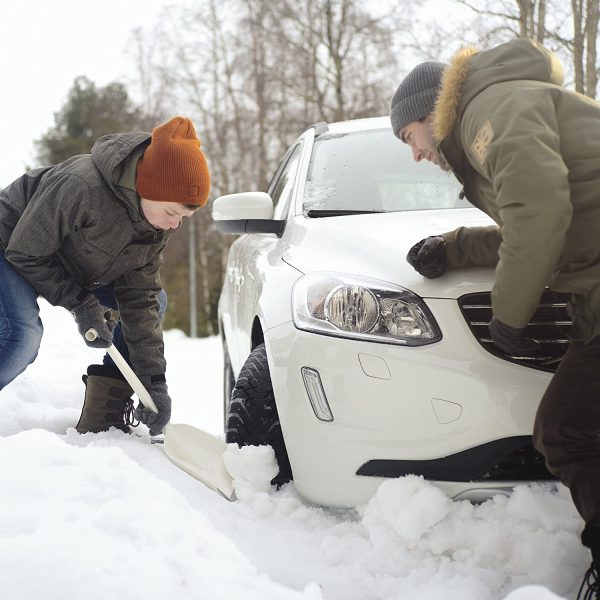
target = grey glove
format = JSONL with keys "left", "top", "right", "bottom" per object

{"left": 72, "top": 297, "right": 118, "bottom": 348}
{"left": 488, "top": 316, "right": 540, "bottom": 356}
{"left": 135, "top": 381, "right": 171, "bottom": 435}
{"left": 406, "top": 236, "right": 447, "bottom": 279}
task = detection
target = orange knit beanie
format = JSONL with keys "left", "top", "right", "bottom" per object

{"left": 136, "top": 116, "right": 211, "bottom": 206}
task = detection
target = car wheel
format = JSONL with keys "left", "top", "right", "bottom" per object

{"left": 226, "top": 343, "right": 293, "bottom": 486}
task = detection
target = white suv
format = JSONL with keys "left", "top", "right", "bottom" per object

{"left": 213, "top": 116, "right": 568, "bottom": 508}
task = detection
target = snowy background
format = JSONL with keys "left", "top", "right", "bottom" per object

{"left": 0, "top": 300, "right": 591, "bottom": 600}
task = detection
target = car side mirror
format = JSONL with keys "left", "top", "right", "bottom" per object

{"left": 212, "top": 192, "right": 286, "bottom": 237}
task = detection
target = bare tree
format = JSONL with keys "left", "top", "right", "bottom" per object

{"left": 455, "top": 0, "right": 547, "bottom": 41}
{"left": 585, "top": 0, "right": 600, "bottom": 97}
{"left": 454, "top": 0, "right": 600, "bottom": 98}
{"left": 515, "top": 0, "right": 546, "bottom": 40}
{"left": 126, "top": 26, "right": 179, "bottom": 128}
{"left": 239, "top": 0, "right": 271, "bottom": 189}
{"left": 265, "top": 0, "right": 396, "bottom": 123}
{"left": 570, "top": 0, "right": 600, "bottom": 95}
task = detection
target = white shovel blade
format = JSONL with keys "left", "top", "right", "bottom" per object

{"left": 163, "top": 423, "right": 235, "bottom": 501}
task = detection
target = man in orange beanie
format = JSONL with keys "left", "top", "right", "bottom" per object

{"left": 0, "top": 116, "right": 210, "bottom": 436}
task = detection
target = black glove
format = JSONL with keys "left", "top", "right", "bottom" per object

{"left": 135, "top": 381, "right": 171, "bottom": 436}
{"left": 488, "top": 316, "right": 540, "bottom": 356}
{"left": 406, "top": 236, "right": 447, "bottom": 279}
{"left": 72, "top": 297, "right": 118, "bottom": 348}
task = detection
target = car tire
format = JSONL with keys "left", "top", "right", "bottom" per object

{"left": 226, "top": 343, "right": 293, "bottom": 486}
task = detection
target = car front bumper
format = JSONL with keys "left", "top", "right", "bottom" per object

{"left": 265, "top": 298, "right": 554, "bottom": 507}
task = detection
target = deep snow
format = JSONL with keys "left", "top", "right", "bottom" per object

{"left": 0, "top": 301, "right": 592, "bottom": 599}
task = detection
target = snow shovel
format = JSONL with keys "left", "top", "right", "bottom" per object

{"left": 85, "top": 328, "right": 235, "bottom": 501}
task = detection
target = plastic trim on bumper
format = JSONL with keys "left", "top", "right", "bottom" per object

{"left": 356, "top": 436, "right": 556, "bottom": 482}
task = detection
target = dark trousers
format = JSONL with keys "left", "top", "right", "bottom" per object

{"left": 533, "top": 336, "right": 600, "bottom": 526}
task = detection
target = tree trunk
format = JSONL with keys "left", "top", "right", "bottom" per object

{"left": 536, "top": 0, "right": 546, "bottom": 42}
{"left": 572, "top": 0, "right": 585, "bottom": 93}
{"left": 585, "top": 0, "right": 600, "bottom": 97}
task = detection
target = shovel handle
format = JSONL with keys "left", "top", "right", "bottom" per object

{"left": 85, "top": 328, "right": 158, "bottom": 414}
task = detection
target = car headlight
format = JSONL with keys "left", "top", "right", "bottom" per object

{"left": 292, "top": 272, "right": 442, "bottom": 346}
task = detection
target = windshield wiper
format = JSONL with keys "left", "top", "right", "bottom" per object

{"left": 306, "top": 209, "right": 384, "bottom": 218}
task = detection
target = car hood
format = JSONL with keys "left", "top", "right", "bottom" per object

{"left": 282, "top": 208, "right": 496, "bottom": 299}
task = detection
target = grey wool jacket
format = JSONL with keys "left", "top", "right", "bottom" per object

{"left": 0, "top": 132, "right": 173, "bottom": 380}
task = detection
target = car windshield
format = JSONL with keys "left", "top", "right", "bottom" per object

{"left": 303, "top": 128, "right": 469, "bottom": 216}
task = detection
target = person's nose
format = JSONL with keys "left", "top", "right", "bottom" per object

{"left": 412, "top": 146, "right": 425, "bottom": 162}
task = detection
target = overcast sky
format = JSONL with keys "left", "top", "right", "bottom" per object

{"left": 0, "top": 0, "right": 171, "bottom": 187}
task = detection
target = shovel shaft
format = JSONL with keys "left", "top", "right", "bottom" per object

{"left": 84, "top": 328, "right": 158, "bottom": 413}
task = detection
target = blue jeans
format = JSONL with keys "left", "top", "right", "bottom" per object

{"left": 0, "top": 251, "right": 167, "bottom": 390}
{"left": 0, "top": 252, "right": 44, "bottom": 389}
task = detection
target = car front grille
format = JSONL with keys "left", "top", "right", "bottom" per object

{"left": 458, "top": 290, "right": 571, "bottom": 373}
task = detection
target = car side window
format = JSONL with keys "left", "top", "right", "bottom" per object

{"left": 269, "top": 143, "right": 303, "bottom": 220}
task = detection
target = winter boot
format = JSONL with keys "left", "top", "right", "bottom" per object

{"left": 578, "top": 525, "right": 600, "bottom": 600}
{"left": 76, "top": 364, "right": 137, "bottom": 434}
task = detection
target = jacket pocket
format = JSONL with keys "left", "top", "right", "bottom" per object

{"left": 62, "top": 229, "right": 117, "bottom": 259}
{"left": 59, "top": 229, "right": 115, "bottom": 284}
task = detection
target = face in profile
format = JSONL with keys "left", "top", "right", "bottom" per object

{"left": 140, "top": 199, "right": 196, "bottom": 230}
{"left": 400, "top": 115, "right": 448, "bottom": 171}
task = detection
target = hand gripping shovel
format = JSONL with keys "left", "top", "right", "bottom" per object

{"left": 85, "top": 329, "right": 235, "bottom": 501}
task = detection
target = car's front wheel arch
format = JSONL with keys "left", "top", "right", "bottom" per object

{"left": 251, "top": 316, "right": 265, "bottom": 350}
{"left": 226, "top": 342, "right": 293, "bottom": 486}
{"left": 222, "top": 337, "right": 235, "bottom": 430}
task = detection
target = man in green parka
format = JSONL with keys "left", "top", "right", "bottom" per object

{"left": 390, "top": 38, "right": 600, "bottom": 595}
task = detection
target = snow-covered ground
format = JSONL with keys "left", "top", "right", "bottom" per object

{"left": 0, "top": 301, "right": 591, "bottom": 600}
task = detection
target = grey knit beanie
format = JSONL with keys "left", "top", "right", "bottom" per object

{"left": 390, "top": 61, "right": 447, "bottom": 138}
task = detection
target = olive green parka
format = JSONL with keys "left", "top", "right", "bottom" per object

{"left": 435, "top": 38, "right": 600, "bottom": 342}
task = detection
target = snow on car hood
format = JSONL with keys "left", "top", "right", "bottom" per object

{"left": 282, "top": 208, "right": 496, "bottom": 299}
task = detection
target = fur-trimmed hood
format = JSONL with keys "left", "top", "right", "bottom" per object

{"left": 432, "top": 38, "right": 564, "bottom": 142}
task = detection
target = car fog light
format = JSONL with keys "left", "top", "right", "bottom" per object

{"left": 325, "top": 285, "right": 379, "bottom": 333}
{"left": 301, "top": 367, "right": 333, "bottom": 422}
